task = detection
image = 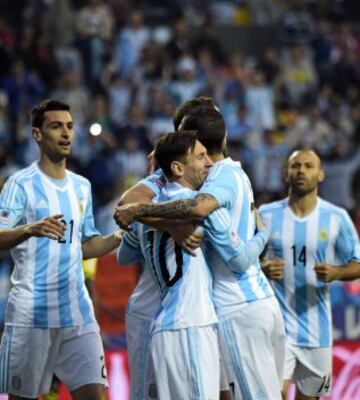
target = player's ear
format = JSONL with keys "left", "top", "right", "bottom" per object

{"left": 283, "top": 166, "right": 289, "bottom": 183}
{"left": 318, "top": 168, "right": 325, "bottom": 182}
{"left": 32, "top": 127, "right": 42, "bottom": 144}
{"left": 171, "top": 160, "right": 184, "bottom": 178}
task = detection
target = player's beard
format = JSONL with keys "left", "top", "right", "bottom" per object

{"left": 290, "top": 177, "right": 318, "bottom": 197}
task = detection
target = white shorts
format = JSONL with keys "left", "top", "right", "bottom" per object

{"left": 126, "top": 313, "right": 155, "bottom": 399}
{"left": 150, "top": 325, "right": 220, "bottom": 400}
{"left": 0, "top": 323, "right": 107, "bottom": 397}
{"left": 219, "top": 297, "right": 285, "bottom": 400}
{"left": 284, "top": 343, "right": 332, "bottom": 397}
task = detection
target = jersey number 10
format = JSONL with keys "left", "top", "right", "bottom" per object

{"left": 148, "top": 231, "right": 183, "bottom": 289}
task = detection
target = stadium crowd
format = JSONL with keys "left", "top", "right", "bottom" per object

{"left": 0, "top": 2, "right": 359, "bottom": 400}
{"left": 0, "top": 0, "right": 359, "bottom": 330}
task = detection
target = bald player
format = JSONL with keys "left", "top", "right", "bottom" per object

{"left": 259, "top": 150, "right": 360, "bottom": 400}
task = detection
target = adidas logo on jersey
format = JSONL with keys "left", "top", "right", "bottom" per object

{"left": 36, "top": 199, "right": 48, "bottom": 209}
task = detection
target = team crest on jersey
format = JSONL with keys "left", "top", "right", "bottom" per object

{"left": 0, "top": 210, "right": 9, "bottom": 225}
{"left": 319, "top": 229, "right": 328, "bottom": 241}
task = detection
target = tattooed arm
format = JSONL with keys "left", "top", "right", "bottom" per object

{"left": 114, "top": 193, "right": 219, "bottom": 230}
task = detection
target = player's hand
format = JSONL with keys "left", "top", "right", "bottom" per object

{"left": 261, "top": 258, "right": 284, "bottom": 280}
{"left": 314, "top": 263, "right": 338, "bottom": 283}
{"left": 114, "top": 229, "right": 126, "bottom": 242}
{"left": 167, "top": 223, "right": 203, "bottom": 256}
{"left": 113, "top": 203, "right": 139, "bottom": 231}
{"left": 25, "top": 214, "right": 66, "bottom": 240}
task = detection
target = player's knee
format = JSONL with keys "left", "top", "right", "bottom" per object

{"left": 71, "top": 383, "right": 104, "bottom": 400}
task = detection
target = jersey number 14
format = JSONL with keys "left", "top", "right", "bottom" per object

{"left": 291, "top": 245, "right": 307, "bottom": 267}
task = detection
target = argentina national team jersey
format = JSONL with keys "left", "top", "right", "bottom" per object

{"left": 259, "top": 198, "right": 360, "bottom": 347}
{"left": 117, "top": 242, "right": 161, "bottom": 321}
{"left": 118, "top": 182, "right": 218, "bottom": 335}
{"left": 0, "top": 162, "right": 99, "bottom": 328}
{"left": 199, "top": 158, "right": 274, "bottom": 316}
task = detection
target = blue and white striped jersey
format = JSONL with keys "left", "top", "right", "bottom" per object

{"left": 118, "top": 182, "right": 218, "bottom": 335}
{"left": 199, "top": 158, "right": 274, "bottom": 316}
{"left": 259, "top": 197, "right": 360, "bottom": 347}
{"left": 117, "top": 226, "right": 160, "bottom": 322}
{"left": 0, "top": 162, "right": 99, "bottom": 328}
{"left": 139, "top": 169, "right": 165, "bottom": 197}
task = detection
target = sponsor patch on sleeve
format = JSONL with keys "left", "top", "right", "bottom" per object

{"left": 0, "top": 210, "right": 9, "bottom": 225}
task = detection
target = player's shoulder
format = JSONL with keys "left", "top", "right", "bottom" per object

{"left": 67, "top": 169, "right": 91, "bottom": 187}
{"left": 259, "top": 198, "right": 287, "bottom": 214}
{"left": 318, "top": 198, "right": 349, "bottom": 219}
{"left": 7, "top": 164, "right": 38, "bottom": 187}
{"left": 206, "top": 158, "right": 241, "bottom": 182}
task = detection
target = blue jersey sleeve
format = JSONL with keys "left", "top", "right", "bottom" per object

{"left": 199, "top": 164, "right": 238, "bottom": 209}
{"left": 0, "top": 176, "right": 27, "bottom": 228}
{"left": 82, "top": 184, "right": 100, "bottom": 241}
{"left": 117, "top": 224, "right": 143, "bottom": 265}
{"left": 335, "top": 210, "right": 360, "bottom": 264}
{"left": 204, "top": 207, "right": 269, "bottom": 273}
{"left": 139, "top": 169, "right": 166, "bottom": 198}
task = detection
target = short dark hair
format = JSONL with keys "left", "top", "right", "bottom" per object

{"left": 154, "top": 131, "right": 198, "bottom": 178}
{"left": 180, "top": 107, "right": 226, "bottom": 155}
{"left": 31, "top": 99, "right": 70, "bottom": 128}
{"left": 173, "top": 96, "right": 216, "bottom": 130}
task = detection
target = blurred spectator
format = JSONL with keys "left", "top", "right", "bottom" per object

{"left": 250, "top": 127, "right": 290, "bottom": 197}
{"left": 1, "top": 59, "right": 45, "bottom": 145}
{"left": 76, "top": 0, "right": 114, "bottom": 86}
{"left": 244, "top": 68, "right": 276, "bottom": 130}
{"left": 257, "top": 47, "right": 280, "bottom": 84}
{"left": 311, "top": 18, "right": 335, "bottom": 81}
{"left": 166, "top": 17, "right": 194, "bottom": 61}
{"left": 285, "top": 104, "right": 335, "bottom": 155}
{"left": 111, "top": 133, "right": 147, "bottom": 181}
{"left": 44, "top": 0, "right": 82, "bottom": 77}
{"left": 51, "top": 70, "right": 90, "bottom": 124}
{"left": 278, "top": 0, "right": 314, "bottom": 45}
{"left": 117, "top": 103, "right": 151, "bottom": 151}
{"left": 248, "top": 0, "right": 280, "bottom": 26}
{"left": 44, "top": 0, "right": 76, "bottom": 49}
{"left": 169, "top": 55, "right": 206, "bottom": 104}
{"left": 0, "top": 17, "right": 14, "bottom": 78}
{"left": 320, "top": 146, "right": 360, "bottom": 210}
{"left": 107, "top": 74, "right": 132, "bottom": 128}
{"left": 148, "top": 97, "right": 175, "bottom": 144}
{"left": 113, "top": 9, "right": 151, "bottom": 78}
{"left": 0, "top": 92, "right": 10, "bottom": 145}
{"left": 280, "top": 45, "right": 318, "bottom": 105}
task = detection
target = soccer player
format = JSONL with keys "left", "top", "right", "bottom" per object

{"left": 118, "top": 131, "right": 220, "bottom": 399}
{"left": 115, "top": 107, "right": 285, "bottom": 400}
{"left": 259, "top": 149, "right": 360, "bottom": 400}
{"left": 0, "top": 100, "right": 123, "bottom": 400}
{"left": 115, "top": 97, "right": 221, "bottom": 400}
